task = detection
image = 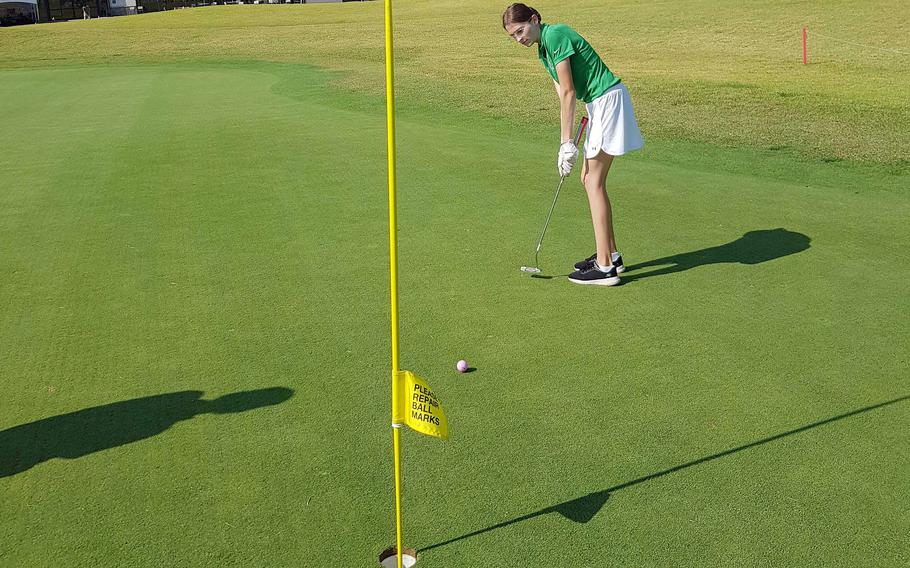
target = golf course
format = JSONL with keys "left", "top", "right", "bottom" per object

{"left": 1, "top": 1, "right": 908, "bottom": 566}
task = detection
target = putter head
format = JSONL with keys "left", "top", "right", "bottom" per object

{"left": 520, "top": 266, "right": 541, "bottom": 274}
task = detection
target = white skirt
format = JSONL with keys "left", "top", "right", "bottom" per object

{"left": 583, "top": 83, "right": 644, "bottom": 158}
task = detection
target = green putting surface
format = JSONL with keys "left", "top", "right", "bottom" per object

{"left": 1, "top": 2, "right": 908, "bottom": 566}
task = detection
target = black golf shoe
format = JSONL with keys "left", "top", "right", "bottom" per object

{"left": 574, "top": 252, "right": 625, "bottom": 273}
{"left": 568, "top": 264, "right": 621, "bottom": 286}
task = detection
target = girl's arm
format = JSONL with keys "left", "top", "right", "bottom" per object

{"left": 554, "top": 60, "right": 576, "bottom": 142}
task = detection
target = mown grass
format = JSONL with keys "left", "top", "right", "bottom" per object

{"left": 1, "top": 3, "right": 909, "bottom": 567}
{"left": 1, "top": 0, "right": 909, "bottom": 164}
{"left": 2, "top": 60, "right": 908, "bottom": 567}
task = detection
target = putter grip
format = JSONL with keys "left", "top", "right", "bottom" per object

{"left": 573, "top": 116, "right": 588, "bottom": 146}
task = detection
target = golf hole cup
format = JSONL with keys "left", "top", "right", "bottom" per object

{"left": 379, "top": 547, "right": 417, "bottom": 568}
{"left": 456, "top": 360, "right": 468, "bottom": 373}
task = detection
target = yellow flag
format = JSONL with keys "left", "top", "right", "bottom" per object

{"left": 394, "top": 370, "right": 449, "bottom": 440}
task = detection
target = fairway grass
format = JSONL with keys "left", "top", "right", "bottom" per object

{"left": 2, "top": 3, "right": 909, "bottom": 567}
{"left": 1, "top": 0, "right": 909, "bottom": 165}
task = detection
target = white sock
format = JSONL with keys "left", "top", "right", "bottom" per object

{"left": 594, "top": 260, "right": 613, "bottom": 272}
{"left": 611, "top": 251, "right": 622, "bottom": 262}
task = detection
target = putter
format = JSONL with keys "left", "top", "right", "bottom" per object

{"left": 520, "top": 116, "right": 588, "bottom": 274}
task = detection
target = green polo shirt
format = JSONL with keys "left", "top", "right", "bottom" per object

{"left": 537, "top": 23, "right": 620, "bottom": 103}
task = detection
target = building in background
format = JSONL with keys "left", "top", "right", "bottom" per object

{"left": 0, "top": 0, "right": 38, "bottom": 25}
{"left": 107, "top": 0, "right": 135, "bottom": 15}
{"left": 25, "top": 0, "right": 361, "bottom": 23}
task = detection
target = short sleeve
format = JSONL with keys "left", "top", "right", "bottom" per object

{"left": 547, "top": 28, "right": 576, "bottom": 65}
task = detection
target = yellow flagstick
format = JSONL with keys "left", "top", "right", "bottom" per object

{"left": 383, "top": 0, "right": 405, "bottom": 566}
{"left": 383, "top": 2, "right": 449, "bottom": 565}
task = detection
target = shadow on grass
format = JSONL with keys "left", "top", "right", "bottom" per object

{"left": 621, "top": 228, "right": 811, "bottom": 282}
{"left": 0, "top": 387, "right": 294, "bottom": 478}
{"left": 420, "top": 393, "right": 909, "bottom": 553}
{"left": 526, "top": 228, "right": 810, "bottom": 282}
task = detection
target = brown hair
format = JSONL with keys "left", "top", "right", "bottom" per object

{"left": 502, "top": 3, "right": 541, "bottom": 29}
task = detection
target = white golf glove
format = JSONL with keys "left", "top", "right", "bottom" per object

{"left": 557, "top": 141, "right": 578, "bottom": 177}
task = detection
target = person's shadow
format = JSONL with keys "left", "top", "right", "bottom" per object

{"left": 0, "top": 387, "right": 294, "bottom": 478}
{"left": 623, "top": 228, "right": 811, "bottom": 282}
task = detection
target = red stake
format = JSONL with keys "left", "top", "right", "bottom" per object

{"left": 802, "top": 27, "right": 808, "bottom": 65}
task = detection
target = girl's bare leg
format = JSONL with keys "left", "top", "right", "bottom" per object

{"left": 581, "top": 151, "right": 617, "bottom": 267}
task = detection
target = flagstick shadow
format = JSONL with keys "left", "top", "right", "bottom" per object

{"left": 420, "top": 394, "right": 909, "bottom": 553}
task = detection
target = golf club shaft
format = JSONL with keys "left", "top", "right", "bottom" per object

{"left": 530, "top": 116, "right": 589, "bottom": 266}
{"left": 534, "top": 174, "right": 567, "bottom": 257}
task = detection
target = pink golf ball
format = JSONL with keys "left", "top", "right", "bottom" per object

{"left": 456, "top": 360, "right": 468, "bottom": 373}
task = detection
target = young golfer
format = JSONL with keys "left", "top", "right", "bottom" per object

{"left": 503, "top": 3, "right": 644, "bottom": 286}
